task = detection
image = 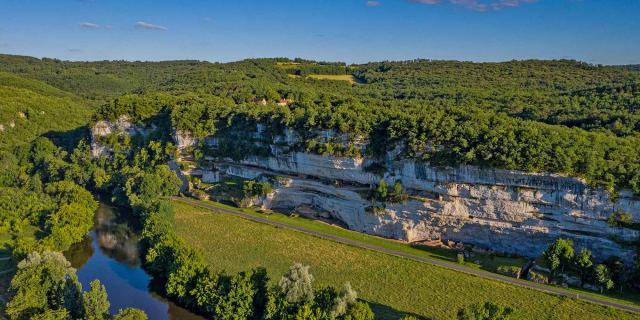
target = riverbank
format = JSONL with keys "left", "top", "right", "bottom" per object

{"left": 64, "top": 202, "right": 204, "bottom": 320}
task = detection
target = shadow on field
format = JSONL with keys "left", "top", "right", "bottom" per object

{"left": 368, "top": 301, "right": 428, "bottom": 320}
{"left": 409, "top": 243, "right": 456, "bottom": 261}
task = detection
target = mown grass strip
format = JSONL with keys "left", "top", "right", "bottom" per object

{"left": 307, "top": 74, "right": 357, "bottom": 84}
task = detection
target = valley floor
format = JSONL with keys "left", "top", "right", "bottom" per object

{"left": 172, "top": 198, "right": 639, "bottom": 320}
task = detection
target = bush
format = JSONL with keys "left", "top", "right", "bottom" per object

{"left": 527, "top": 271, "right": 548, "bottom": 284}
{"left": 607, "top": 210, "right": 633, "bottom": 228}
{"left": 278, "top": 263, "right": 315, "bottom": 304}
{"left": 496, "top": 266, "right": 521, "bottom": 278}
{"left": 457, "top": 302, "right": 515, "bottom": 320}
{"left": 243, "top": 180, "right": 273, "bottom": 198}
{"left": 373, "top": 179, "right": 388, "bottom": 201}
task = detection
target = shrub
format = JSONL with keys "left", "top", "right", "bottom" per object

{"left": 457, "top": 302, "right": 514, "bottom": 320}
{"left": 496, "top": 266, "right": 521, "bottom": 278}
{"left": 278, "top": 263, "right": 315, "bottom": 304}
{"left": 607, "top": 210, "right": 633, "bottom": 228}
{"left": 527, "top": 271, "right": 548, "bottom": 284}
{"left": 243, "top": 180, "right": 273, "bottom": 198}
{"left": 374, "top": 179, "right": 388, "bottom": 201}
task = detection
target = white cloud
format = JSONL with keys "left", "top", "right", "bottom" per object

{"left": 135, "top": 21, "right": 168, "bottom": 31}
{"left": 79, "top": 22, "right": 100, "bottom": 29}
{"left": 367, "top": 1, "right": 382, "bottom": 7}
{"left": 410, "top": 0, "right": 538, "bottom": 11}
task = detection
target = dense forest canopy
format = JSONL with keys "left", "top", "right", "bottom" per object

{"left": 0, "top": 54, "right": 209, "bottom": 105}
{"left": 3, "top": 54, "right": 640, "bottom": 193}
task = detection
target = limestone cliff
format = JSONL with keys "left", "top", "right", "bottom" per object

{"left": 90, "top": 119, "right": 639, "bottom": 262}
{"left": 198, "top": 126, "right": 640, "bottom": 262}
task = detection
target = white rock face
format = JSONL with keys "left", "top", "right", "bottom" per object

{"left": 214, "top": 145, "right": 639, "bottom": 262}
{"left": 174, "top": 130, "right": 198, "bottom": 150}
{"left": 90, "top": 115, "right": 148, "bottom": 158}
{"left": 202, "top": 170, "right": 220, "bottom": 183}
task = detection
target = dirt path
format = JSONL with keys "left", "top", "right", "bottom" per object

{"left": 172, "top": 196, "right": 640, "bottom": 315}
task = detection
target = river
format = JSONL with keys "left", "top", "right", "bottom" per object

{"left": 65, "top": 202, "right": 205, "bottom": 320}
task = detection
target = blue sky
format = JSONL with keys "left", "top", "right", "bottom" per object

{"left": 0, "top": 0, "right": 639, "bottom": 64}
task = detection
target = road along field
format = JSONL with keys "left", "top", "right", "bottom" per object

{"left": 172, "top": 199, "right": 638, "bottom": 320}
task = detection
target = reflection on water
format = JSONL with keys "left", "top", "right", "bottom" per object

{"left": 65, "top": 202, "right": 204, "bottom": 320}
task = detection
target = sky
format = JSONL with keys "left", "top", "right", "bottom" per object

{"left": 0, "top": 0, "right": 639, "bottom": 65}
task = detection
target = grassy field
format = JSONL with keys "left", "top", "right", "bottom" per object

{"left": 177, "top": 198, "right": 640, "bottom": 307}
{"left": 307, "top": 74, "right": 357, "bottom": 84}
{"left": 177, "top": 199, "right": 528, "bottom": 273}
{"left": 173, "top": 200, "right": 637, "bottom": 320}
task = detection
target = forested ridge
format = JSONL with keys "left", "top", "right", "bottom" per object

{"left": 69, "top": 57, "right": 639, "bottom": 195}
{"left": 3, "top": 54, "right": 640, "bottom": 194}
{"left": 1, "top": 54, "right": 640, "bottom": 319}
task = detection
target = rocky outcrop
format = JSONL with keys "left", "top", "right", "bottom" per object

{"left": 91, "top": 115, "right": 136, "bottom": 137}
{"left": 90, "top": 116, "right": 134, "bottom": 158}
{"left": 90, "top": 115, "right": 152, "bottom": 157}
{"left": 216, "top": 160, "right": 638, "bottom": 262}
{"left": 174, "top": 130, "right": 198, "bottom": 150}
{"left": 194, "top": 124, "right": 639, "bottom": 262}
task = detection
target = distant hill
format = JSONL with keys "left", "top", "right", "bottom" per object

{"left": 0, "top": 72, "right": 91, "bottom": 150}
{"left": 618, "top": 64, "right": 640, "bottom": 71}
{"left": 0, "top": 54, "right": 210, "bottom": 105}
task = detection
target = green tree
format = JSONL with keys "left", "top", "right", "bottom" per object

{"left": 279, "top": 263, "right": 315, "bottom": 304}
{"left": 342, "top": 301, "right": 374, "bottom": 320}
{"left": 264, "top": 287, "right": 291, "bottom": 320}
{"left": 594, "top": 264, "right": 614, "bottom": 293}
{"left": 393, "top": 180, "right": 403, "bottom": 199}
{"left": 603, "top": 256, "right": 627, "bottom": 293}
{"left": 125, "top": 165, "right": 181, "bottom": 210}
{"left": 394, "top": 180, "right": 402, "bottom": 195}
{"left": 113, "top": 308, "right": 148, "bottom": 320}
{"left": 190, "top": 269, "right": 220, "bottom": 315}
{"left": 44, "top": 202, "right": 95, "bottom": 250}
{"left": 6, "top": 251, "right": 82, "bottom": 320}
{"left": 165, "top": 247, "right": 207, "bottom": 306}
{"left": 82, "top": 280, "right": 110, "bottom": 320}
{"left": 457, "top": 302, "right": 514, "bottom": 320}
{"left": 543, "top": 239, "right": 574, "bottom": 277}
{"left": 30, "top": 309, "right": 70, "bottom": 320}
{"left": 375, "top": 179, "right": 388, "bottom": 201}
{"left": 212, "top": 271, "right": 257, "bottom": 320}
{"left": 331, "top": 282, "right": 357, "bottom": 318}
{"left": 573, "top": 248, "right": 593, "bottom": 286}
